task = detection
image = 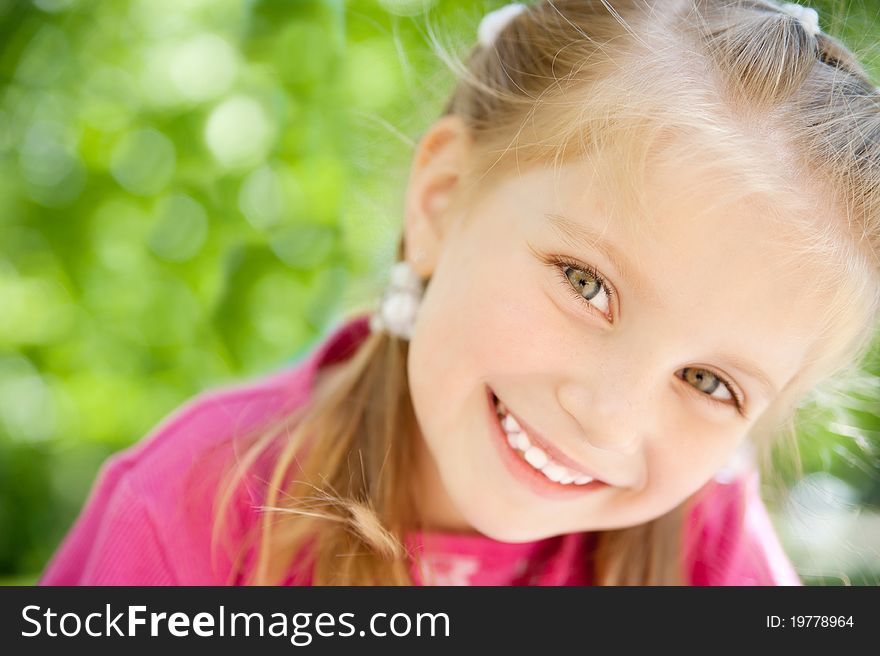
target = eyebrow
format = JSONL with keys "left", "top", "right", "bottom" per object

{"left": 543, "top": 212, "right": 779, "bottom": 399}
{"left": 717, "top": 353, "right": 779, "bottom": 399}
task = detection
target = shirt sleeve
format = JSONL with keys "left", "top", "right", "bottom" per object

{"left": 38, "top": 453, "right": 178, "bottom": 586}
{"left": 687, "top": 470, "right": 802, "bottom": 586}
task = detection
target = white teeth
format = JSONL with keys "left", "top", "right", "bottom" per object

{"left": 523, "top": 446, "right": 548, "bottom": 469}
{"left": 506, "top": 432, "right": 519, "bottom": 449}
{"left": 541, "top": 462, "right": 566, "bottom": 482}
{"left": 495, "top": 397, "right": 596, "bottom": 487}
{"left": 501, "top": 413, "right": 520, "bottom": 434}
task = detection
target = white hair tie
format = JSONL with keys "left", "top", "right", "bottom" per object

{"left": 478, "top": 3, "right": 528, "bottom": 49}
{"left": 780, "top": 3, "right": 821, "bottom": 37}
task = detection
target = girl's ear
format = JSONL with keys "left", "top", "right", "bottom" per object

{"left": 403, "top": 114, "right": 473, "bottom": 278}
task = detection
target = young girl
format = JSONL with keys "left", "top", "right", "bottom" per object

{"left": 40, "top": 0, "right": 880, "bottom": 586}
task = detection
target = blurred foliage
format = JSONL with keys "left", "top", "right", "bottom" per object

{"left": 0, "top": 0, "right": 878, "bottom": 584}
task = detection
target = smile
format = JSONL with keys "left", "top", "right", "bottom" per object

{"left": 486, "top": 386, "right": 610, "bottom": 497}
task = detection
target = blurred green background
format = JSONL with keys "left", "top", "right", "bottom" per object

{"left": 0, "top": 0, "right": 878, "bottom": 585}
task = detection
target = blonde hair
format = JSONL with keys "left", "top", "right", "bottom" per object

{"left": 211, "top": 0, "right": 880, "bottom": 585}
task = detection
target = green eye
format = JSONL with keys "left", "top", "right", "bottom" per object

{"left": 559, "top": 262, "right": 612, "bottom": 316}
{"left": 681, "top": 367, "right": 741, "bottom": 409}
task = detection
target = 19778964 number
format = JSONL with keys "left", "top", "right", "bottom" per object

{"left": 766, "top": 616, "right": 854, "bottom": 628}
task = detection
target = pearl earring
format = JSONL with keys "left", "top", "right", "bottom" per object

{"left": 369, "top": 256, "right": 426, "bottom": 341}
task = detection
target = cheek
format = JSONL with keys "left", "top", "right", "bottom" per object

{"left": 417, "top": 250, "right": 558, "bottom": 368}
{"left": 405, "top": 284, "right": 488, "bottom": 446}
{"left": 646, "top": 429, "right": 746, "bottom": 498}
{"left": 405, "top": 256, "right": 558, "bottom": 447}
{"left": 468, "top": 261, "right": 576, "bottom": 368}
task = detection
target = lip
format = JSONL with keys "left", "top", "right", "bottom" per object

{"left": 497, "top": 393, "right": 614, "bottom": 485}
{"left": 485, "top": 386, "right": 611, "bottom": 499}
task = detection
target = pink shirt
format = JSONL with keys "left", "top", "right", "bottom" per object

{"left": 39, "top": 314, "right": 802, "bottom": 586}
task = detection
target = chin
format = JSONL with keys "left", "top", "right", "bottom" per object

{"left": 456, "top": 501, "right": 559, "bottom": 543}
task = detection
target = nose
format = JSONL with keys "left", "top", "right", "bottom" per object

{"left": 556, "top": 377, "right": 644, "bottom": 455}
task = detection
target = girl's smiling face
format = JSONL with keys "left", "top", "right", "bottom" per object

{"left": 404, "top": 116, "right": 833, "bottom": 541}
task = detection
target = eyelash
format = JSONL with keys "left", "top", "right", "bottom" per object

{"left": 542, "top": 254, "right": 746, "bottom": 416}
{"left": 683, "top": 368, "right": 746, "bottom": 416}
{"left": 546, "top": 255, "right": 616, "bottom": 320}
